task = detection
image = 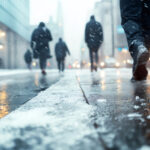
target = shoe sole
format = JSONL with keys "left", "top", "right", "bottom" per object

{"left": 94, "top": 66, "right": 97, "bottom": 72}
{"left": 131, "top": 76, "right": 147, "bottom": 82}
{"left": 134, "top": 51, "right": 149, "bottom": 80}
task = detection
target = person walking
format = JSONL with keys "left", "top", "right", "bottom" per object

{"left": 31, "top": 22, "right": 53, "bottom": 75}
{"left": 85, "top": 15, "right": 103, "bottom": 72}
{"left": 120, "top": 0, "right": 150, "bottom": 81}
{"left": 55, "top": 38, "right": 70, "bottom": 72}
{"left": 24, "top": 49, "right": 32, "bottom": 69}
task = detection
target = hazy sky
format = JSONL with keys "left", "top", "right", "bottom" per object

{"left": 30, "top": 0, "right": 97, "bottom": 60}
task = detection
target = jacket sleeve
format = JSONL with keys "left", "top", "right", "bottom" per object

{"left": 65, "top": 43, "right": 70, "bottom": 55}
{"left": 30, "top": 30, "right": 36, "bottom": 49}
{"left": 47, "top": 29, "right": 53, "bottom": 42}
{"left": 85, "top": 24, "right": 88, "bottom": 43}
{"left": 98, "top": 23, "right": 104, "bottom": 43}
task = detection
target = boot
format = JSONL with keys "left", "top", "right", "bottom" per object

{"left": 42, "top": 70, "right": 47, "bottom": 75}
{"left": 132, "top": 43, "right": 149, "bottom": 81}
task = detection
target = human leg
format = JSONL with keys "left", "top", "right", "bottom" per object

{"left": 95, "top": 51, "right": 99, "bottom": 64}
{"left": 120, "top": 0, "right": 149, "bottom": 81}
{"left": 95, "top": 50, "right": 99, "bottom": 71}
{"left": 89, "top": 49, "right": 94, "bottom": 72}
{"left": 57, "top": 59, "right": 61, "bottom": 72}
{"left": 62, "top": 58, "right": 65, "bottom": 72}
{"left": 28, "top": 63, "right": 31, "bottom": 70}
{"left": 39, "top": 56, "right": 47, "bottom": 75}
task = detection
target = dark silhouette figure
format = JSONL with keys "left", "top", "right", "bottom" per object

{"left": 85, "top": 15, "right": 103, "bottom": 72}
{"left": 24, "top": 49, "right": 32, "bottom": 69}
{"left": 31, "top": 22, "right": 53, "bottom": 75}
{"left": 55, "top": 38, "right": 70, "bottom": 72}
{"left": 120, "top": 0, "right": 150, "bottom": 81}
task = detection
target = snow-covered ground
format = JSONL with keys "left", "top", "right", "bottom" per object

{"left": 0, "top": 69, "right": 150, "bottom": 150}
{"left": 0, "top": 69, "right": 60, "bottom": 77}
{"left": 0, "top": 69, "right": 30, "bottom": 76}
{"left": 0, "top": 71, "right": 100, "bottom": 150}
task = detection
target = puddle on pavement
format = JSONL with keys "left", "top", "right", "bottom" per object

{"left": 0, "top": 85, "right": 9, "bottom": 118}
{"left": 0, "top": 73, "right": 59, "bottom": 119}
{"left": 34, "top": 73, "right": 51, "bottom": 92}
{"left": 78, "top": 70, "right": 150, "bottom": 149}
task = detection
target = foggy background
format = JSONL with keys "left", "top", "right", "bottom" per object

{"left": 30, "top": 0, "right": 97, "bottom": 60}
{"left": 0, "top": 0, "right": 130, "bottom": 69}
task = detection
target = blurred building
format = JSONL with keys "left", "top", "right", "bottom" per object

{"left": 80, "top": 41, "right": 89, "bottom": 69}
{"left": 94, "top": 0, "right": 113, "bottom": 59}
{"left": 47, "top": 0, "right": 64, "bottom": 69}
{"left": 47, "top": 17, "right": 64, "bottom": 68}
{"left": 94, "top": 0, "right": 131, "bottom": 66}
{"left": 0, "top": 0, "right": 30, "bottom": 69}
{"left": 56, "top": 0, "right": 64, "bottom": 38}
{"left": 113, "top": 0, "right": 131, "bottom": 64}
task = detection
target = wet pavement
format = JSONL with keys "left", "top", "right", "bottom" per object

{"left": 0, "top": 70, "right": 60, "bottom": 118}
{"left": 77, "top": 69, "right": 150, "bottom": 150}
{"left": 0, "top": 69, "right": 150, "bottom": 150}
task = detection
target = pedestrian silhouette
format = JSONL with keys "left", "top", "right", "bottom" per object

{"left": 55, "top": 38, "right": 70, "bottom": 72}
{"left": 120, "top": 0, "right": 150, "bottom": 81}
{"left": 31, "top": 22, "right": 53, "bottom": 75}
{"left": 85, "top": 15, "right": 103, "bottom": 72}
{"left": 24, "top": 49, "right": 32, "bottom": 70}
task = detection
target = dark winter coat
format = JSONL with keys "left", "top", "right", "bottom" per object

{"left": 55, "top": 41, "right": 70, "bottom": 60}
{"left": 85, "top": 19, "right": 103, "bottom": 50}
{"left": 120, "top": 0, "right": 150, "bottom": 48}
{"left": 24, "top": 50, "right": 32, "bottom": 63}
{"left": 31, "top": 26, "right": 53, "bottom": 58}
{"left": 120, "top": 0, "right": 150, "bottom": 30}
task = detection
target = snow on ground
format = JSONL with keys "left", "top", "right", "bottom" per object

{"left": 0, "top": 71, "right": 100, "bottom": 150}
{"left": 0, "top": 69, "right": 60, "bottom": 77}
{"left": 127, "top": 113, "right": 142, "bottom": 118}
{"left": 0, "top": 69, "right": 30, "bottom": 76}
{"left": 0, "top": 79, "right": 16, "bottom": 85}
{"left": 0, "top": 68, "right": 149, "bottom": 149}
{"left": 139, "top": 146, "right": 150, "bottom": 150}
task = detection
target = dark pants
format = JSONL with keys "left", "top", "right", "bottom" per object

{"left": 89, "top": 49, "right": 99, "bottom": 70}
{"left": 120, "top": 0, "right": 150, "bottom": 54}
{"left": 27, "top": 63, "right": 31, "bottom": 69}
{"left": 57, "top": 58, "right": 65, "bottom": 72}
{"left": 39, "top": 56, "right": 47, "bottom": 70}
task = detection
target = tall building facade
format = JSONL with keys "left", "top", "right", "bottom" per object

{"left": 94, "top": 0, "right": 113, "bottom": 59}
{"left": 47, "top": 0, "right": 64, "bottom": 68}
{"left": 113, "top": 0, "right": 131, "bottom": 63}
{"left": 47, "top": 17, "right": 64, "bottom": 68}
{"left": 94, "top": 0, "right": 130, "bottom": 64}
{"left": 0, "top": 0, "right": 30, "bottom": 68}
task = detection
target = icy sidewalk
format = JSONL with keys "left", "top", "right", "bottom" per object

{"left": 0, "top": 69, "right": 150, "bottom": 150}
{"left": 0, "top": 69, "right": 59, "bottom": 77}
{"left": 77, "top": 69, "right": 150, "bottom": 150}
{"left": 0, "top": 71, "right": 102, "bottom": 150}
{"left": 0, "top": 69, "right": 31, "bottom": 76}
